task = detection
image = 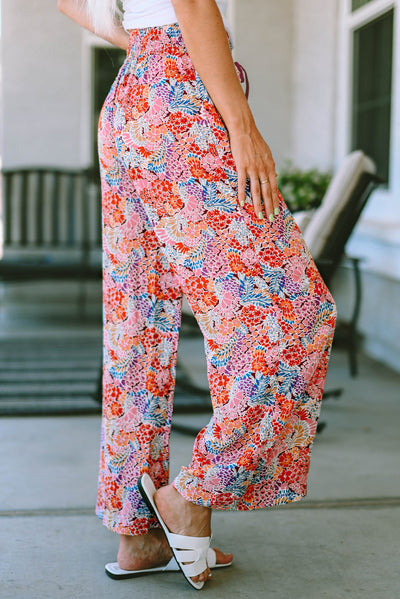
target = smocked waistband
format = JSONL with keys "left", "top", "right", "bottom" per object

{"left": 127, "top": 23, "right": 188, "bottom": 56}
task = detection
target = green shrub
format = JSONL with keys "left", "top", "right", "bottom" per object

{"left": 277, "top": 161, "right": 332, "bottom": 213}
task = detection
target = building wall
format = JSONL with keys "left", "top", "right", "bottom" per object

{"left": 1, "top": 0, "right": 83, "bottom": 167}
{"left": 232, "top": 0, "right": 339, "bottom": 173}
{"left": 232, "top": 0, "right": 294, "bottom": 169}
{"left": 291, "top": 0, "right": 339, "bottom": 172}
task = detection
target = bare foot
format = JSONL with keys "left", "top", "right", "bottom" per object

{"left": 154, "top": 484, "right": 233, "bottom": 585}
{"left": 118, "top": 528, "right": 172, "bottom": 571}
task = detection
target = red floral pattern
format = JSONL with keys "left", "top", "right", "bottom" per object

{"left": 95, "top": 24, "right": 336, "bottom": 535}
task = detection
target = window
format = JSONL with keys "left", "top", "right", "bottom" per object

{"left": 91, "top": 47, "right": 126, "bottom": 178}
{"left": 351, "top": 9, "right": 394, "bottom": 182}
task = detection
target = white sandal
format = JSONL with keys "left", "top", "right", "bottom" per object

{"left": 138, "top": 473, "right": 211, "bottom": 590}
{"left": 105, "top": 547, "right": 232, "bottom": 579}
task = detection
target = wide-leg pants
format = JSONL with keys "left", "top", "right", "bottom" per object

{"left": 95, "top": 24, "right": 337, "bottom": 535}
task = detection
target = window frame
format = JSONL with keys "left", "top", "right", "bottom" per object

{"left": 336, "top": 0, "right": 400, "bottom": 218}
{"left": 352, "top": 0, "right": 375, "bottom": 11}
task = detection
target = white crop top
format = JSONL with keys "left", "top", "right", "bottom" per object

{"left": 122, "top": 0, "right": 229, "bottom": 32}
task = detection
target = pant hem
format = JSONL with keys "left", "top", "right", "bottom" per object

{"left": 172, "top": 474, "right": 308, "bottom": 511}
{"left": 96, "top": 507, "right": 160, "bottom": 536}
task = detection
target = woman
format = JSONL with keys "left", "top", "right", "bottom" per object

{"left": 58, "top": 0, "right": 337, "bottom": 590}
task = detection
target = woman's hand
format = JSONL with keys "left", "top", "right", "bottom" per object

{"left": 229, "top": 126, "right": 280, "bottom": 221}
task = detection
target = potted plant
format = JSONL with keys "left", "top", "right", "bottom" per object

{"left": 277, "top": 161, "right": 332, "bottom": 213}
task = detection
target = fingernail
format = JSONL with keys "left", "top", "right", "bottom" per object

{"left": 240, "top": 199, "right": 245, "bottom": 207}
{"left": 269, "top": 213, "right": 275, "bottom": 223}
{"left": 274, "top": 207, "right": 280, "bottom": 216}
{"left": 258, "top": 211, "right": 264, "bottom": 220}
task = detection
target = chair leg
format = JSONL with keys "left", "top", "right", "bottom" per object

{"left": 348, "top": 257, "right": 363, "bottom": 377}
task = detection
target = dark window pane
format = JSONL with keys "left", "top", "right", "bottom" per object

{"left": 351, "top": 10, "right": 393, "bottom": 183}
{"left": 352, "top": 0, "right": 374, "bottom": 11}
{"left": 91, "top": 47, "right": 126, "bottom": 177}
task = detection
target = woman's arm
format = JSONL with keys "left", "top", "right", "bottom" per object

{"left": 172, "top": 0, "right": 279, "bottom": 220}
{"left": 57, "top": 0, "right": 129, "bottom": 50}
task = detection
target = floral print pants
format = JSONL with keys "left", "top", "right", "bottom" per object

{"left": 95, "top": 24, "right": 337, "bottom": 536}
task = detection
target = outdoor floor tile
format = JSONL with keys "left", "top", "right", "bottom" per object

{"left": 0, "top": 506, "right": 398, "bottom": 599}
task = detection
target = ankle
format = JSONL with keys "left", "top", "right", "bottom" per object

{"left": 155, "top": 484, "right": 211, "bottom": 537}
{"left": 118, "top": 529, "right": 166, "bottom": 554}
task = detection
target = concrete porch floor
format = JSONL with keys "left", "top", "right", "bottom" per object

{"left": 0, "top": 281, "right": 399, "bottom": 598}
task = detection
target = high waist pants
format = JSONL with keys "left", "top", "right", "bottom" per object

{"left": 95, "top": 24, "right": 337, "bottom": 535}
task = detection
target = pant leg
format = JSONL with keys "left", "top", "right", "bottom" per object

{"left": 95, "top": 81, "right": 183, "bottom": 535}
{"left": 169, "top": 198, "right": 336, "bottom": 509}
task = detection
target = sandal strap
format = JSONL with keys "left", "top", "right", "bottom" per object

{"left": 168, "top": 533, "right": 211, "bottom": 578}
{"left": 180, "top": 556, "right": 208, "bottom": 578}
{"left": 172, "top": 549, "right": 197, "bottom": 562}
{"left": 168, "top": 533, "right": 210, "bottom": 549}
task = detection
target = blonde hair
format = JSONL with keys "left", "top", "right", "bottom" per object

{"left": 84, "top": 0, "right": 121, "bottom": 35}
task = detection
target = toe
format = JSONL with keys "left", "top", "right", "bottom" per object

{"left": 192, "top": 566, "right": 211, "bottom": 584}
{"left": 213, "top": 547, "right": 233, "bottom": 565}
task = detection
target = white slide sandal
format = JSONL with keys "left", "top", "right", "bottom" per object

{"left": 138, "top": 473, "right": 211, "bottom": 590}
{"left": 105, "top": 547, "right": 232, "bottom": 579}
